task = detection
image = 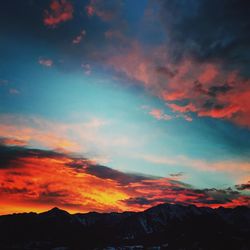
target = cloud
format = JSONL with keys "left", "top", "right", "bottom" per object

{"left": 102, "top": 1, "right": 250, "bottom": 128}
{"left": 105, "top": 29, "right": 125, "bottom": 41}
{"left": 0, "top": 120, "right": 79, "bottom": 153}
{"left": 0, "top": 114, "right": 138, "bottom": 162}
{"left": 148, "top": 109, "right": 172, "bottom": 121}
{"left": 44, "top": 0, "right": 73, "bottom": 27}
{"left": 0, "top": 144, "right": 248, "bottom": 215}
{"left": 0, "top": 137, "right": 27, "bottom": 147}
{"left": 82, "top": 164, "right": 147, "bottom": 185}
{"left": 72, "top": 30, "right": 86, "bottom": 44}
{"left": 170, "top": 172, "right": 184, "bottom": 178}
{"left": 85, "top": 0, "right": 122, "bottom": 21}
{"left": 9, "top": 88, "right": 20, "bottom": 95}
{"left": 108, "top": 41, "right": 250, "bottom": 127}
{"left": 85, "top": 4, "right": 95, "bottom": 17}
{"left": 156, "top": 0, "right": 250, "bottom": 127}
{"left": 0, "top": 144, "right": 130, "bottom": 213}
{"left": 122, "top": 178, "right": 249, "bottom": 210}
{"left": 142, "top": 105, "right": 192, "bottom": 122}
{"left": 138, "top": 153, "right": 250, "bottom": 184}
{"left": 157, "top": 0, "right": 250, "bottom": 64}
{"left": 38, "top": 58, "right": 53, "bottom": 67}
{"left": 2, "top": 0, "right": 250, "bottom": 128}
{"left": 235, "top": 181, "right": 250, "bottom": 191}
{"left": 0, "top": 144, "right": 64, "bottom": 169}
{"left": 0, "top": 80, "right": 8, "bottom": 86}
{"left": 81, "top": 63, "right": 91, "bottom": 75}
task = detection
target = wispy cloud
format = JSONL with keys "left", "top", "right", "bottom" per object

{"left": 85, "top": 0, "right": 122, "bottom": 21}
{"left": 0, "top": 114, "right": 137, "bottom": 162}
{"left": 81, "top": 63, "right": 91, "bottom": 75}
{"left": 138, "top": 153, "right": 250, "bottom": 181}
{"left": 38, "top": 58, "right": 53, "bottom": 67}
{"left": 149, "top": 108, "right": 172, "bottom": 121}
{"left": 72, "top": 30, "right": 86, "bottom": 44}
{"left": 9, "top": 88, "right": 20, "bottom": 95}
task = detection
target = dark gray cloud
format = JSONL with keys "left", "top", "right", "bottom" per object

{"left": 158, "top": 0, "right": 250, "bottom": 69}
{"left": 122, "top": 186, "right": 247, "bottom": 208}
{"left": 235, "top": 182, "right": 250, "bottom": 191}
{"left": 125, "top": 197, "right": 153, "bottom": 206}
{"left": 169, "top": 172, "right": 184, "bottom": 177}
{"left": 83, "top": 164, "right": 148, "bottom": 185}
{"left": 0, "top": 143, "right": 64, "bottom": 169}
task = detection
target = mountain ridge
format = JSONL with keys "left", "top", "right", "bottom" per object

{"left": 0, "top": 203, "right": 249, "bottom": 249}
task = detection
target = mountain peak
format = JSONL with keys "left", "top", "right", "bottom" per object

{"left": 41, "top": 207, "right": 69, "bottom": 216}
{"left": 50, "top": 207, "right": 63, "bottom": 212}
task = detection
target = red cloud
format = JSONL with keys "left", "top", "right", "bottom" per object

{"left": 107, "top": 41, "right": 250, "bottom": 127}
{"left": 0, "top": 137, "right": 27, "bottom": 146}
{"left": 85, "top": 0, "right": 121, "bottom": 21}
{"left": 85, "top": 4, "right": 95, "bottom": 17}
{"left": 44, "top": 0, "right": 73, "bottom": 27}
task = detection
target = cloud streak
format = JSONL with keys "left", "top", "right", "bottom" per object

{"left": 0, "top": 114, "right": 135, "bottom": 158}
{"left": 139, "top": 153, "right": 250, "bottom": 176}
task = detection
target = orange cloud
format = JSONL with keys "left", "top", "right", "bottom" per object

{"left": 0, "top": 114, "right": 140, "bottom": 164}
{"left": 0, "top": 123, "right": 79, "bottom": 152}
{"left": 0, "top": 150, "right": 130, "bottom": 215}
{"left": 0, "top": 145, "right": 249, "bottom": 215}
{"left": 44, "top": 0, "right": 73, "bottom": 27}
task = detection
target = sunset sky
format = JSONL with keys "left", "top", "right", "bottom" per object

{"left": 0, "top": 0, "right": 249, "bottom": 214}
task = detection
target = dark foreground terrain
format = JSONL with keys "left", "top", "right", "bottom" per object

{"left": 0, "top": 203, "right": 249, "bottom": 250}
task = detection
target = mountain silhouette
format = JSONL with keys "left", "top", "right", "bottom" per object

{"left": 0, "top": 203, "right": 249, "bottom": 249}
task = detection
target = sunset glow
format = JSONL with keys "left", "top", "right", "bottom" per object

{"left": 0, "top": 0, "right": 249, "bottom": 215}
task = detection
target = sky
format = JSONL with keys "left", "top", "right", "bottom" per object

{"left": 0, "top": 0, "right": 249, "bottom": 214}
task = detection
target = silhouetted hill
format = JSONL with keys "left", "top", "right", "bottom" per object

{"left": 0, "top": 203, "right": 249, "bottom": 250}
